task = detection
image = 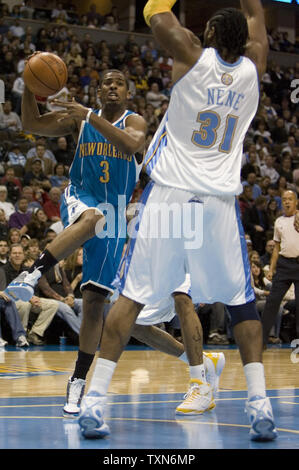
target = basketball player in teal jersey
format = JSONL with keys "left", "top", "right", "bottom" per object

{"left": 6, "top": 68, "right": 224, "bottom": 418}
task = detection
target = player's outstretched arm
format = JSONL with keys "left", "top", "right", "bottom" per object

{"left": 22, "top": 86, "right": 78, "bottom": 138}
{"left": 240, "top": 0, "right": 269, "bottom": 79}
{"left": 143, "top": 0, "right": 202, "bottom": 79}
{"left": 53, "top": 98, "right": 147, "bottom": 155}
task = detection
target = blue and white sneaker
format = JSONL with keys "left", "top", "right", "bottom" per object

{"left": 4, "top": 269, "right": 41, "bottom": 302}
{"left": 78, "top": 391, "right": 110, "bottom": 439}
{"left": 245, "top": 395, "right": 278, "bottom": 441}
{"left": 63, "top": 377, "right": 86, "bottom": 419}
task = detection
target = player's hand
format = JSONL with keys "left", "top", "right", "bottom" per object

{"left": 0, "top": 291, "right": 11, "bottom": 302}
{"left": 254, "top": 225, "right": 264, "bottom": 232}
{"left": 53, "top": 98, "right": 89, "bottom": 122}
{"left": 294, "top": 210, "right": 299, "bottom": 233}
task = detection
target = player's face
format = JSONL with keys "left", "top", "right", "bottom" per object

{"left": 99, "top": 72, "right": 128, "bottom": 106}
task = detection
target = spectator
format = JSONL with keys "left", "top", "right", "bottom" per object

{"left": 26, "top": 144, "right": 55, "bottom": 175}
{"left": 11, "top": 72, "right": 25, "bottom": 114}
{"left": 241, "top": 151, "right": 261, "bottom": 179}
{"left": 262, "top": 190, "right": 299, "bottom": 346}
{"left": 23, "top": 158, "right": 52, "bottom": 190}
{"left": 0, "top": 243, "right": 58, "bottom": 345}
{"left": 251, "top": 260, "right": 282, "bottom": 344}
{"left": 23, "top": 238, "right": 40, "bottom": 268}
{"left": 64, "top": 247, "right": 83, "bottom": 299}
{"left": 43, "top": 187, "right": 61, "bottom": 222}
{"left": 147, "top": 67, "right": 164, "bottom": 91}
{"left": 0, "top": 100, "right": 22, "bottom": 132}
{"left": 49, "top": 163, "right": 69, "bottom": 188}
{"left": 242, "top": 172, "right": 262, "bottom": 200}
{"left": 238, "top": 185, "right": 254, "bottom": 216}
{"left": 51, "top": 3, "right": 69, "bottom": 23}
{"left": 145, "top": 82, "right": 168, "bottom": 109}
{"left": 271, "top": 117, "right": 288, "bottom": 145}
{"left": 9, "top": 19, "right": 25, "bottom": 38}
{"left": 21, "top": 186, "right": 43, "bottom": 213}
{"left": 1, "top": 168, "right": 22, "bottom": 204}
{"left": 0, "top": 239, "right": 8, "bottom": 265}
{"left": 7, "top": 144, "right": 26, "bottom": 168}
{"left": 0, "top": 290, "right": 29, "bottom": 347}
{"left": 0, "top": 186, "right": 15, "bottom": 220}
{"left": 266, "top": 197, "right": 282, "bottom": 234}
{"left": 261, "top": 239, "right": 276, "bottom": 267}
{"left": 101, "top": 14, "right": 119, "bottom": 31}
{"left": 37, "top": 260, "right": 83, "bottom": 339}
{"left": 260, "top": 155, "right": 280, "bottom": 184}
{"left": 53, "top": 137, "right": 74, "bottom": 168}
{"left": 8, "top": 228, "right": 21, "bottom": 246}
{"left": 8, "top": 196, "right": 31, "bottom": 229}
{"left": 20, "top": 208, "right": 49, "bottom": 240}
{"left": 243, "top": 196, "right": 270, "bottom": 255}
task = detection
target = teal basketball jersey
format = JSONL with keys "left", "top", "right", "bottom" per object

{"left": 69, "top": 109, "right": 141, "bottom": 206}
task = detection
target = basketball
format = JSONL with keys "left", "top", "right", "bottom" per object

{"left": 23, "top": 52, "right": 68, "bottom": 97}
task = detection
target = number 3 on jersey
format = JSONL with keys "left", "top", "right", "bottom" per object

{"left": 99, "top": 160, "right": 110, "bottom": 183}
{"left": 192, "top": 111, "right": 238, "bottom": 154}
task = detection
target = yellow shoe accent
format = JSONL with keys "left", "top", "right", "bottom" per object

{"left": 176, "top": 380, "right": 215, "bottom": 415}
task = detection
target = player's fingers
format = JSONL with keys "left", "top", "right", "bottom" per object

{"left": 57, "top": 113, "right": 69, "bottom": 122}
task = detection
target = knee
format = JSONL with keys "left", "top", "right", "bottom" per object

{"left": 83, "top": 291, "right": 105, "bottom": 321}
{"left": 80, "top": 211, "right": 105, "bottom": 238}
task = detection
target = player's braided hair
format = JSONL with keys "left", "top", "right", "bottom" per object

{"left": 209, "top": 8, "right": 248, "bottom": 58}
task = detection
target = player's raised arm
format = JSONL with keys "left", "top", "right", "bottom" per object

{"left": 143, "top": 0, "right": 202, "bottom": 75}
{"left": 240, "top": 0, "right": 269, "bottom": 79}
{"left": 22, "top": 86, "right": 79, "bottom": 138}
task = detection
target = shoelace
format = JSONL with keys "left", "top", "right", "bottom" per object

{"left": 69, "top": 380, "right": 84, "bottom": 404}
{"left": 182, "top": 384, "right": 203, "bottom": 403}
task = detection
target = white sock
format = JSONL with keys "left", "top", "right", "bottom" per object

{"left": 178, "top": 352, "right": 188, "bottom": 363}
{"left": 87, "top": 358, "right": 116, "bottom": 396}
{"left": 243, "top": 362, "right": 266, "bottom": 400}
{"left": 189, "top": 364, "right": 206, "bottom": 383}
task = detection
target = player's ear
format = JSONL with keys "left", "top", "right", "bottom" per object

{"left": 207, "top": 26, "right": 215, "bottom": 43}
{"left": 126, "top": 89, "right": 131, "bottom": 101}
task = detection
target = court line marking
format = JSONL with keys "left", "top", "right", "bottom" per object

{"left": 0, "top": 415, "right": 298, "bottom": 436}
{"left": 0, "top": 387, "right": 299, "bottom": 400}
{"left": 1, "top": 395, "right": 299, "bottom": 409}
{"left": 281, "top": 401, "right": 299, "bottom": 405}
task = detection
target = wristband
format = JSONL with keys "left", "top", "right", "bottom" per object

{"left": 85, "top": 108, "right": 93, "bottom": 123}
{"left": 143, "top": 0, "right": 177, "bottom": 27}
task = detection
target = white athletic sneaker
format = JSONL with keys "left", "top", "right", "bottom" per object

{"left": 203, "top": 352, "right": 225, "bottom": 394}
{"left": 4, "top": 269, "right": 41, "bottom": 302}
{"left": 0, "top": 337, "right": 7, "bottom": 347}
{"left": 63, "top": 377, "right": 86, "bottom": 418}
{"left": 176, "top": 379, "right": 216, "bottom": 415}
{"left": 245, "top": 395, "right": 278, "bottom": 441}
{"left": 78, "top": 391, "right": 110, "bottom": 439}
{"left": 16, "top": 335, "right": 29, "bottom": 347}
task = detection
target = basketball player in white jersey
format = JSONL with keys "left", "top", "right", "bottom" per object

{"left": 78, "top": 0, "right": 277, "bottom": 442}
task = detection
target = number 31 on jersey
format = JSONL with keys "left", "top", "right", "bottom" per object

{"left": 192, "top": 111, "right": 239, "bottom": 154}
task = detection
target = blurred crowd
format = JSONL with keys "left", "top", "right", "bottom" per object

{"left": 0, "top": 1, "right": 298, "bottom": 346}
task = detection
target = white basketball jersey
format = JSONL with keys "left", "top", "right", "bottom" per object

{"left": 144, "top": 48, "right": 260, "bottom": 196}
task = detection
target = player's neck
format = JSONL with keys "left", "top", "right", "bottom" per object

{"left": 217, "top": 48, "right": 239, "bottom": 64}
{"left": 101, "top": 104, "right": 126, "bottom": 123}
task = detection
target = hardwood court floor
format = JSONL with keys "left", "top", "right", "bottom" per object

{"left": 0, "top": 345, "right": 299, "bottom": 450}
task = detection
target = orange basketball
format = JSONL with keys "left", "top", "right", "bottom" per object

{"left": 23, "top": 52, "right": 68, "bottom": 97}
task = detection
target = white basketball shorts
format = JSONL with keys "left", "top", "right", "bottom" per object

{"left": 113, "top": 182, "right": 255, "bottom": 307}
